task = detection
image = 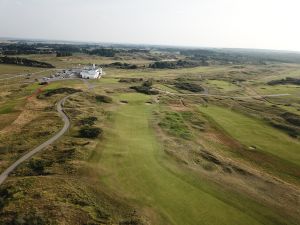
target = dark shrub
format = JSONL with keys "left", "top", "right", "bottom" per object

{"left": 0, "top": 56, "right": 55, "bottom": 68}
{"left": 95, "top": 95, "right": 113, "bottom": 103}
{"left": 0, "top": 188, "right": 11, "bottom": 210}
{"left": 175, "top": 82, "right": 204, "bottom": 92}
{"left": 119, "top": 78, "right": 143, "bottom": 83}
{"left": 267, "top": 77, "right": 300, "bottom": 86}
{"left": 130, "top": 79, "right": 158, "bottom": 95}
{"left": 104, "top": 62, "right": 138, "bottom": 69}
{"left": 269, "top": 122, "right": 299, "bottom": 138}
{"left": 281, "top": 112, "right": 300, "bottom": 126}
{"left": 142, "top": 79, "right": 153, "bottom": 87}
{"left": 130, "top": 86, "right": 159, "bottom": 95}
{"left": 149, "top": 61, "right": 176, "bottom": 69}
{"left": 29, "top": 160, "right": 45, "bottom": 174}
{"left": 10, "top": 211, "right": 50, "bottom": 225}
{"left": 39, "top": 82, "right": 48, "bottom": 85}
{"left": 79, "top": 127, "right": 103, "bottom": 139}
{"left": 79, "top": 117, "right": 98, "bottom": 126}
{"left": 40, "top": 88, "right": 81, "bottom": 98}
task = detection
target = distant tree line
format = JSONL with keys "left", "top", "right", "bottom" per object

{"left": 56, "top": 52, "right": 72, "bottom": 57}
{"left": 179, "top": 48, "right": 300, "bottom": 65}
{"left": 126, "top": 49, "right": 150, "bottom": 53}
{"left": 0, "top": 56, "right": 55, "bottom": 68}
{"left": 102, "top": 62, "right": 138, "bottom": 69}
{"left": 0, "top": 43, "right": 54, "bottom": 55}
{"left": 149, "top": 60, "right": 207, "bottom": 69}
{"left": 85, "top": 48, "right": 117, "bottom": 57}
{"left": 2, "top": 42, "right": 300, "bottom": 64}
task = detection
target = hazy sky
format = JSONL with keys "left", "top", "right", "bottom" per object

{"left": 1, "top": 0, "right": 300, "bottom": 51}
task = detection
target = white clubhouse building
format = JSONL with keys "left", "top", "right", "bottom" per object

{"left": 80, "top": 64, "right": 103, "bottom": 79}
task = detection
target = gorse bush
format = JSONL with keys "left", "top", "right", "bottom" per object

{"left": 130, "top": 79, "right": 159, "bottom": 95}
{"left": 95, "top": 95, "right": 113, "bottom": 103}
{"left": 175, "top": 82, "right": 204, "bottom": 92}
{"left": 79, "top": 117, "right": 98, "bottom": 126}
{"left": 79, "top": 127, "right": 103, "bottom": 139}
{"left": 29, "top": 159, "right": 46, "bottom": 175}
{"left": 0, "top": 56, "right": 55, "bottom": 68}
{"left": 40, "top": 88, "right": 82, "bottom": 98}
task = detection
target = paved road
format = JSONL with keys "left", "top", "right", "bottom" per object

{"left": 0, "top": 96, "right": 71, "bottom": 185}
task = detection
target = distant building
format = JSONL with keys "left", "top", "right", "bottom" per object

{"left": 80, "top": 64, "right": 103, "bottom": 79}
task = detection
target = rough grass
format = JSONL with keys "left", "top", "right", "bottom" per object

{"left": 0, "top": 64, "right": 41, "bottom": 75}
{"left": 255, "top": 84, "right": 300, "bottom": 95}
{"left": 0, "top": 102, "right": 16, "bottom": 114}
{"left": 159, "top": 111, "right": 192, "bottom": 139}
{"left": 0, "top": 112, "right": 20, "bottom": 130}
{"left": 153, "top": 83, "right": 178, "bottom": 93}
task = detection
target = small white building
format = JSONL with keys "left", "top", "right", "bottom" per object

{"left": 80, "top": 64, "right": 103, "bottom": 79}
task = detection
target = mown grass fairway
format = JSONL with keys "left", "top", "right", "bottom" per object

{"left": 199, "top": 105, "right": 300, "bottom": 167}
{"left": 94, "top": 93, "right": 266, "bottom": 225}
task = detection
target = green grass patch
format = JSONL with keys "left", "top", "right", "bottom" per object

{"left": 159, "top": 111, "right": 192, "bottom": 139}
{"left": 0, "top": 64, "right": 40, "bottom": 75}
{"left": 0, "top": 104, "right": 15, "bottom": 114}
{"left": 98, "top": 77, "right": 119, "bottom": 84}
{"left": 255, "top": 84, "right": 300, "bottom": 95}
{"left": 0, "top": 99, "right": 23, "bottom": 114}
{"left": 199, "top": 105, "right": 300, "bottom": 167}
{"left": 207, "top": 80, "right": 240, "bottom": 92}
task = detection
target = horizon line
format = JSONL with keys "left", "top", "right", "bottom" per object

{"left": 1, "top": 36, "right": 300, "bottom": 54}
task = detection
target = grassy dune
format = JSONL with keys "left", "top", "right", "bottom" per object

{"left": 93, "top": 93, "right": 276, "bottom": 225}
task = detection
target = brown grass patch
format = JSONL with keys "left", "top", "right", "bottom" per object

{"left": 0, "top": 98, "right": 50, "bottom": 135}
{"left": 0, "top": 112, "right": 20, "bottom": 130}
